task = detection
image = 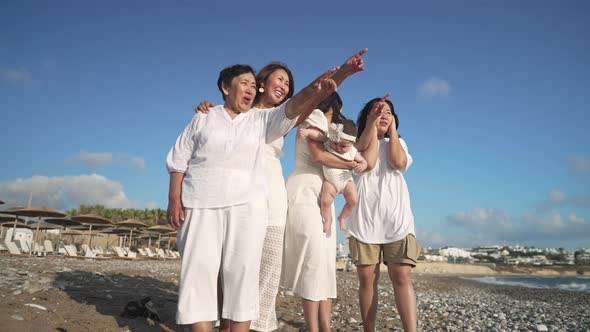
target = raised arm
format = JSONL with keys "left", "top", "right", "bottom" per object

{"left": 355, "top": 93, "right": 390, "bottom": 151}
{"left": 387, "top": 124, "right": 409, "bottom": 171}
{"left": 285, "top": 48, "right": 368, "bottom": 121}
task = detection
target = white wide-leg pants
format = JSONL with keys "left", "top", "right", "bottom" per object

{"left": 176, "top": 199, "right": 268, "bottom": 324}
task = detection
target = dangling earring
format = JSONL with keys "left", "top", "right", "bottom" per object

{"left": 258, "top": 87, "right": 265, "bottom": 93}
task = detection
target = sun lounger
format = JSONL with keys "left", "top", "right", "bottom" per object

{"left": 18, "top": 239, "right": 30, "bottom": 253}
{"left": 64, "top": 244, "right": 78, "bottom": 257}
{"left": 137, "top": 248, "right": 147, "bottom": 256}
{"left": 32, "top": 242, "right": 46, "bottom": 256}
{"left": 44, "top": 240, "right": 55, "bottom": 254}
{"left": 144, "top": 248, "right": 156, "bottom": 258}
{"left": 5, "top": 241, "right": 22, "bottom": 255}
{"left": 157, "top": 249, "right": 168, "bottom": 259}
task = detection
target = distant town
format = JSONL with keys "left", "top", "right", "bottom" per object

{"left": 337, "top": 240, "right": 590, "bottom": 267}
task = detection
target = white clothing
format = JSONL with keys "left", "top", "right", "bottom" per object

{"left": 166, "top": 103, "right": 296, "bottom": 209}
{"left": 252, "top": 136, "right": 288, "bottom": 331}
{"left": 176, "top": 199, "right": 268, "bottom": 324}
{"left": 264, "top": 137, "right": 288, "bottom": 227}
{"left": 281, "top": 110, "right": 337, "bottom": 301}
{"left": 322, "top": 144, "right": 357, "bottom": 193}
{"left": 346, "top": 138, "right": 415, "bottom": 244}
{"left": 250, "top": 225, "right": 284, "bottom": 332}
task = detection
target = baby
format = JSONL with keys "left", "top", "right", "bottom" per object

{"left": 299, "top": 118, "right": 367, "bottom": 232}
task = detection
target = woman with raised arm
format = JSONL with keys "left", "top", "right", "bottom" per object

{"left": 195, "top": 62, "right": 295, "bottom": 332}
{"left": 166, "top": 50, "right": 366, "bottom": 332}
{"left": 347, "top": 96, "right": 421, "bottom": 332}
{"left": 281, "top": 50, "right": 376, "bottom": 332}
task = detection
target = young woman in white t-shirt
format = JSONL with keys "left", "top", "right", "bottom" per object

{"left": 346, "top": 96, "right": 421, "bottom": 332}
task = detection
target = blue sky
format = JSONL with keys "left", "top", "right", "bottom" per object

{"left": 1, "top": 1, "right": 589, "bottom": 250}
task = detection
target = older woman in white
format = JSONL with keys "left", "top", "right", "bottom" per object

{"left": 167, "top": 55, "right": 363, "bottom": 332}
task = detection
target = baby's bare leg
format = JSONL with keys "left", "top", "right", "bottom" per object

{"left": 320, "top": 181, "right": 338, "bottom": 233}
{"left": 337, "top": 181, "right": 359, "bottom": 231}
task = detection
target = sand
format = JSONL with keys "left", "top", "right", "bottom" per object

{"left": 0, "top": 255, "right": 588, "bottom": 331}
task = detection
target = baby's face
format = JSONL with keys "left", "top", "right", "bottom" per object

{"left": 330, "top": 139, "right": 354, "bottom": 154}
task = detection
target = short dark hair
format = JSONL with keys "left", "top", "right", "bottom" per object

{"left": 217, "top": 64, "right": 255, "bottom": 101}
{"left": 356, "top": 98, "right": 399, "bottom": 138}
{"left": 255, "top": 63, "right": 295, "bottom": 106}
{"left": 340, "top": 118, "right": 358, "bottom": 138}
{"left": 317, "top": 92, "right": 343, "bottom": 124}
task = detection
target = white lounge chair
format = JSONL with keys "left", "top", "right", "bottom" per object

{"left": 44, "top": 240, "right": 55, "bottom": 254}
{"left": 5, "top": 241, "right": 22, "bottom": 255}
{"left": 64, "top": 244, "right": 78, "bottom": 257}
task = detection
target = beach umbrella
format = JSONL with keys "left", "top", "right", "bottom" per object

{"left": 44, "top": 217, "right": 82, "bottom": 229}
{"left": 147, "top": 225, "right": 174, "bottom": 249}
{"left": 0, "top": 215, "right": 25, "bottom": 223}
{"left": 1, "top": 206, "right": 66, "bottom": 249}
{"left": 140, "top": 230, "right": 161, "bottom": 248}
{"left": 162, "top": 231, "right": 177, "bottom": 249}
{"left": 115, "top": 219, "right": 147, "bottom": 247}
{"left": 71, "top": 214, "right": 113, "bottom": 246}
{"left": 44, "top": 218, "right": 82, "bottom": 246}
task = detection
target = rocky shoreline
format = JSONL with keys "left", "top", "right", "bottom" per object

{"left": 0, "top": 255, "right": 588, "bottom": 331}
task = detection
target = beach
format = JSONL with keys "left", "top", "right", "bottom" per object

{"left": 0, "top": 256, "right": 588, "bottom": 332}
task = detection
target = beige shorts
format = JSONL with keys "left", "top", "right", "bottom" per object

{"left": 349, "top": 234, "right": 421, "bottom": 267}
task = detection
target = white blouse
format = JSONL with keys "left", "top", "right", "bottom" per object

{"left": 346, "top": 138, "right": 415, "bottom": 244}
{"left": 166, "top": 103, "right": 296, "bottom": 209}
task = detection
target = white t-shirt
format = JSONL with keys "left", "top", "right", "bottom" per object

{"left": 346, "top": 137, "right": 415, "bottom": 244}
{"left": 166, "top": 103, "right": 296, "bottom": 209}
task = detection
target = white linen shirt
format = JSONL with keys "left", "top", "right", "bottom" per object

{"left": 166, "top": 103, "right": 296, "bottom": 209}
{"left": 346, "top": 137, "right": 415, "bottom": 244}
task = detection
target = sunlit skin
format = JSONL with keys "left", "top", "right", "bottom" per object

{"left": 258, "top": 68, "right": 290, "bottom": 108}
{"left": 328, "top": 139, "right": 354, "bottom": 155}
{"left": 221, "top": 72, "right": 257, "bottom": 118}
{"left": 376, "top": 104, "right": 394, "bottom": 139}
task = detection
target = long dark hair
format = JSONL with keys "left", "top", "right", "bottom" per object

{"left": 356, "top": 98, "right": 398, "bottom": 138}
{"left": 255, "top": 63, "right": 295, "bottom": 106}
{"left": 317, "top": 92, "right": 343, "bottom": 124}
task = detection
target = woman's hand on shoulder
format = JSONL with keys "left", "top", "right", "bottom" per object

{"left": 194, "top": 100, "right": 215, "bottom": 114}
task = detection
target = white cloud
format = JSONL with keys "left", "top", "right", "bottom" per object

{"left": 447, "top": 206, "right": 589, "bottom": 248}
{"left": 0, "top": 174, "right": 137, "bottom": 210}
{"left": 67, "top": 151, "right": 113, "bottom": 168}
{"left": 66, "top": 151, "right": 146, "bottom": 170}
{"left": 447, "top": 208, "right": 512, "bottom": 230}
{"left": 541, "top": 189, "right": 590, "bottom": 209}
{"left": 416, "top": 230, "right": 450, "bottom": 248}
{"left": 0, "top": 67, "right": 31, "bottom": 82}
{"left": 571, "top": 156, "right": 590, "bottom": 175}
{"left": 125, "top": 156, "right": 145, "bottom": 169}
{"left": 417, "top": 77, "right": 451, "bottom": 97}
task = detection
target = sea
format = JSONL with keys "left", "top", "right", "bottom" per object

{"left": 463, "top": 276, "right": 590, "bottom": 292}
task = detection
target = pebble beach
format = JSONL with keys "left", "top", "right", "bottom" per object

{"left": 0, "top": 255, "right": 588, "bottom": 331}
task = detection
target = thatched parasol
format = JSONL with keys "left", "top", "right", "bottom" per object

{"left": 115, "top": 219, "right": 148, "bottom": 247}
{"left": 147, "top": 225, "right": 175, "bottom": 249}
{"left": 0, "top": 206, "right": 66, "bottom": 251}
{"left": 71, "top": 214, "right": 113, "bottom": 246}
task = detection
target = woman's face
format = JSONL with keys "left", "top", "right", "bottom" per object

{"left": 376, "top": 103, "right": 394, "bottom": 136}
{"left": 223, "top": 72, "right": 256, "bottom": 113}
{"left": 260, "top": 68, "right": 290, "bottom": 106}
